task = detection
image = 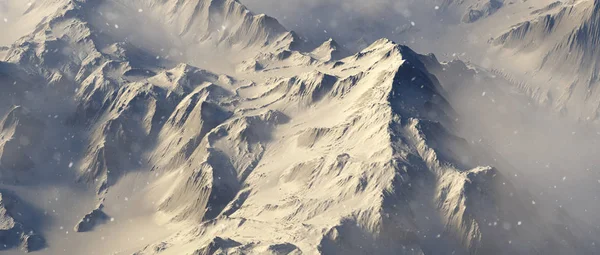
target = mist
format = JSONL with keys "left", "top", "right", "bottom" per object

{"left": 242, "top": 0, "right": 453, "bottom": 53}
{"left": 443, "top": 67, "right": 600, "bottom": 228}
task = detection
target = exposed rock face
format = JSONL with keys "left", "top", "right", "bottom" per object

{"left": 0, "top": 106, "right": 45, "bottom": 182}
{"left": 0, "top": 192, "right": 45, "bottom": 252}
{"left": 492, "top": 0, "right": 600, "bottom": 118}
{"left": 74, "top": 204, "right": 110, "bottom": 232}
{"left": 462, "top": 0, "right": 504, "bottom": 23}
{"left": 190, "top": 237, "right": 242, "bottom": 255}
{"left": 438, "top": 0, "right": 504, "bottom": 23}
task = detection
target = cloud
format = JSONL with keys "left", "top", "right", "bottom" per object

{"left": 242, "top": 0, "right": 443, "bottom": 50}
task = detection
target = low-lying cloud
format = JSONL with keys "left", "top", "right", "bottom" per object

{"left": 242, "top": 0, "right": 445, "bottom": 51}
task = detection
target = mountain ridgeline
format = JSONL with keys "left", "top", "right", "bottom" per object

{"left": 0, "top": 0, "right": 597, "bottom": 254}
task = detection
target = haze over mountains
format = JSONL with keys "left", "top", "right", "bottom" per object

{"left": 1, "top": 0, "right": 600, "bottom": 254}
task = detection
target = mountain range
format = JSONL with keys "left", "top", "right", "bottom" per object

{"left": 1, "top": 0, "right": 600, "bottom": 254}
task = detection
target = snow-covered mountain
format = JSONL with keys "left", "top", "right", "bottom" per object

{"left": 1, "top": 0, "right": 599, "bottom": 254}
{"left": 242, "top": 0, "right": 600, "bottom": 120}
{"left": 489, "top": 0, "right": 600, "bottom": 118}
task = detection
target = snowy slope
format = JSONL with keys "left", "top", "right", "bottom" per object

{"left": 488, "top": 0, "right": 600, "bottom": 119}
{"left": 0, "top": 0, "right": 597, "bottom": 254}
{"left": 242, "top": 0, "right": 600, "bottom": 120}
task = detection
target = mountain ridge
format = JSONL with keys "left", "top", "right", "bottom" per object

{"left": 0, "top": 0, "right": 596, "bottom": 254}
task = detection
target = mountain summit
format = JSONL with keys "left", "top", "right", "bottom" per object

{"left": 0, "top": 0, "right": 597, "bottom": 254}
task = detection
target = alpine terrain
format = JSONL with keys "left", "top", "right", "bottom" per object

{"left": 1, "top": 0, "right": 600, "bottom": 254}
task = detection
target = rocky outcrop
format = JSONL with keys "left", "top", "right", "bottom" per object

{"left": 0, "top": 192, "right": 45, "bottom": 252}
{"left": 74, "top": 204, "right": 110, "bottom": 232}
{"left": 0, "top": 106, "right": 44, "bottom": 181}
{"left": 492, "top": 0, "right": 600, "bottom": 119}
{"left": 462, "top": 0, "right": 503, "bottom": 23}
{"left": 191, "top": 237, "right": 242, "bottom": 255}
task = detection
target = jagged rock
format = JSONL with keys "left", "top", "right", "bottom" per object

{"left": 191, "top": 237, "right": 242, "bottom": 255}
{"left": 492, "top": 0, "right": 600, "bottom": 119}
{"left": 0, "top": 106, "right": 45, "bottom": 173}
{"left": 462, "top": 0, "right": 504, "bottom": 23}
{"left": 74, "top": 205, "right": 109, "bottom": 232}
{"left": 266, "top": 243, "right": 302, "bottom": 255}
{"left": 0, "top": 192, "right": 45, "bottom": 252}
{"left": 21, "top": 234, "right": 45, "bottom": 252}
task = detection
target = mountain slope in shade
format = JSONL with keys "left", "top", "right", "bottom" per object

{"left": 491, "top": 0, "right": 600, "bottom": 119}
{"left": 0, "top": 0, "right": 596, "bottom": 254}
{"left": 0, "top": 0, "right": 71, "bottom": 46}
{"left": 0, "top": 191, "right": 45, "bottom": 253}
{"left": 440, "top": 0, "right": 504, "bottom": 23}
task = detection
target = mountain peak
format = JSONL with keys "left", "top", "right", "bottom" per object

{"left": 2, "top": 0, "right": 597, "bottom": 254}
{"left": 310, "top": 38, "right": 349, "bottom": 61}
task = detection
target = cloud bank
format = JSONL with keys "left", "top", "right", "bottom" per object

{"left": 242, "top": 0, "right": 446, "bottom": 51}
